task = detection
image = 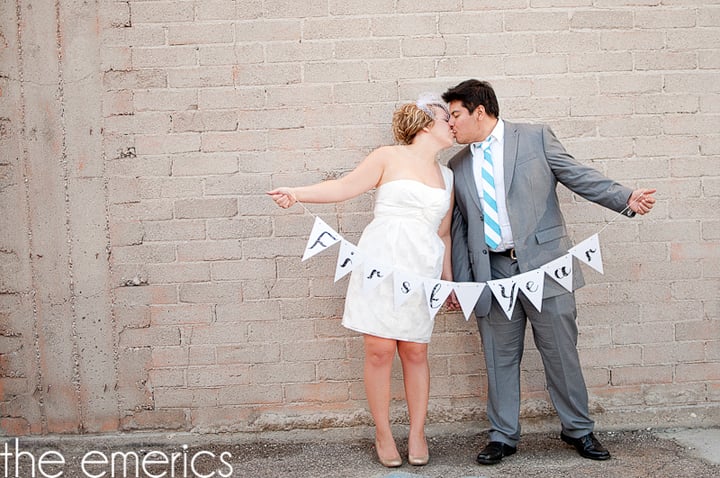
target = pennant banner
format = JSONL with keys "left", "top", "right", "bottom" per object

{"left": 334, "top": 240, "right": 363, "bottom": 282}
{"left": 424, "top": 279, "right": 455, "bottom": 321}
{"left": 569, "top": 233, "right": 604, "bottom": 274}
{"left": 363, "top": 260, "right": 392, "bottom": 292}
{"left": 541, "top": 253, "right": 574, "bottom": 292}
{"left": 302, "top": 217, "right": 341, "bottom": 261}
{"left": 515, "top": 269, "right": 545, "bottom": 313}
{"left": 393, "top": 270, "right": 422, "bottom": 310}
{"left": 453, "top": 282, "right": 486, "bottom": 321}
{"left": 487, "top": 277, "right": 520, "bottom": 320}
{"left": 296, "top": 214, "right": 606, "bottom": 322}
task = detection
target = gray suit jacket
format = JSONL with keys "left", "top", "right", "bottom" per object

{"left": 448, "top": 121, "right": 634, "bottom": 317}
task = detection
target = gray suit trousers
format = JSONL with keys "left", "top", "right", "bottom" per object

{"left": 478, "top": 254, "right": 594, "bottom": 446}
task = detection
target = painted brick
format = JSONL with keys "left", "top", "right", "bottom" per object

{"left": 570, "top": 51, "right": 633, "bottom": 72}
{"left": 234, "top": 63, "right": 302, "bottom": 86}
{"left": 643, "top": 383, "right": 707, "bottom": 406}
{"left": 571, "top": 10, "right": 633, "bottom": 29}
{"left": 284, "top": 382, "right": 350, "bottom": 403}
{"left": 600, "top": 31, "right": 665, "bottom": 50}
{"left": 251, "top": 362, "right": 317, "bottom": 384}
{"left": 504, "top": 54, "right": 568, "bottom": 76}
{"left": 211, "top": 260, "right": 276, "bottom": 281}
{"left": 143, "top": 220, "right": 206, "bottom": 242}
{"left": 201, "top": 131, "right": 267, "bottom": 152}
{"left": 130, "top": 1, "right": 193, "bottom": 23}
{"left": 439, "top": 12, "right": 502, "bottom": 34}
{"left": 611, "top": 365, "right": 673, "bottom": 386}
{"left": 642, "top": 342, "right": 706, "bottom": 366}
{"left": 371, "top": 15, "right": 437, "bottom": 36}
{"left": 132, "top": 46, "right": 197, "bottom": 68}
{"left": 167, "top": 23, "right": 234, "bottom": 45}
{"left": 218, "top": 385, "right": 284, "bottom": 405}
{"left": 236, "top": 20, "right": 301, "bottom": 42}
{"left": 119, "top": 326, "right": 182, "bottom": 348}
{"left": 469, "top": 34, "right": 532, "bottom": 56}
{"left": 121, "top": 409, "right": 186, "bottom": 431}
{"left": 329, "top": 0, "right": 394, "bottom": 15}
{"left": 196, "top": 0, "right": 238, "bottom": 21}
{"left": 303, "top": 18, "right": 371, "bottom": 41}
{"left": 304, "top": 61, "right": 369, "bottom": 83}
{"left": 676, "top": 362, "right": 720, "bottom": 382}
{"left": 168, "top": 67, "right": 236, "bottom": 88}
{"left": 178, "top": 281, "right": 243, "bottom": 303}
{"left": 397, "top": 0, "right": 460, "bottom": 13}
{"left": 187, "top": 364, "right": 251, "bottom": 387}
{"left": 217, "top": 343, "right": 281, "bottom": 364}
{"left": 199, "top": 87, "right": 266, "bottom": 109}
{"left": 505, "top": 12, "right": 570, "bottom": 31}
{"left": 266, "top": 41, "right": 334, "bottom": 63}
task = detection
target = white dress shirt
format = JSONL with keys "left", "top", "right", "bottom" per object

{"left": 471, "top": 119, "right": 515, "bottom": 251}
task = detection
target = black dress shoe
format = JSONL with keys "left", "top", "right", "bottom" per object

{"left": 476, "top": 441, "right": 517, "bottom": 465}
{"left": 560, "top": 432, "right": 611, "bottom": 460}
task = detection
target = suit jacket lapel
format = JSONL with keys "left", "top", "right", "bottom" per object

{"left": 458, "top": 146, "right": 483, "bottom": 213}
{"left": 503, "top": 121, "right": 519, "bottom": 195}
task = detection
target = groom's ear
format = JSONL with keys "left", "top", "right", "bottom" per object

{"left": 474, "top": 105, "right": 486, "bottom": 120}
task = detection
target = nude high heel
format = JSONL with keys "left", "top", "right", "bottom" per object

{"left": 408, "top": 453, "right": 429, "bottom": 466}
{"left": 375, "top": 440, "right": 402, "bottom": 468}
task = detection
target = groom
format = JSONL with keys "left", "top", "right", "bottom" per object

{"left": 442, "top": 79, "right": 655, "bottom": 465}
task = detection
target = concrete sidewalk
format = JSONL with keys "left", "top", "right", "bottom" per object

{"left": 4, "top": 424, "right": 719, "bottom": 478}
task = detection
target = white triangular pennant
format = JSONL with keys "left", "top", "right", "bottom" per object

{"left": 334, "top": 240, "right": 364, "bottom": 282}
{"left": 301, "top": 217, "right": 341, "bottom": 261}
{"left": 541, "top": 254, "right": 574, "bottom": 292}
{"left": 515, "top": 269, "right": 545, "bottom": 313}
{"left": 453, "top": 282, "right": 486, "bottom": 321}
{"left": 569, "top": 233, "right": 604, "bottom": 274}
{"left": 423, "top": 279, "right": 455, "bottom": 321}
{"left": 362, "top": 260, "right": 392, "bottom": 292}
{"left": 393, "top": 270, "right": 422, "bottom": 310}
{"left": 487, "top": 277, "right": 520, "bottom": 320}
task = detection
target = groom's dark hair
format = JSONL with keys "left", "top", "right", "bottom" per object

{"left": 442, "top": 79, "right": 500, "bottom": 118}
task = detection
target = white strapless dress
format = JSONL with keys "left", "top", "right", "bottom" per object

{"left": 341, "top": 166, "right": 453, "bottom": 343}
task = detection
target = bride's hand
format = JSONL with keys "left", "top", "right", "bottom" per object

{"left": 267, "top": 188, "right": 297, "bottom": 209}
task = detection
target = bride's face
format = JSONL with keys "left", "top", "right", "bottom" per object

{"left": 428, "top": 106, "right": 454, "bottom": 148}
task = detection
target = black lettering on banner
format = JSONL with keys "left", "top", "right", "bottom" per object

{"left": 367, "top": 269, "right": 383, "bottom": 280}
{"left": 554, "top": 266, "right": 571, "bottom": 279}
{"left": 401, "top": 281, "right": 411, "bottom": 294}
{"left": 524, "top": 280, "right": 539, "bottom": 293}
{"left": 585, "top": 248, "right": 597, "bottom": 263}
{"left": 499, "top": 282, "right": 517, "bottom": 312}
{"left": 309, "top": 231, "right": 337, "bottom": 250}
{"left": 429, "top": 283, "right": 442, "bottom": 309}
{"left": 340, "top": 251, "right": 355, "bottom": 268}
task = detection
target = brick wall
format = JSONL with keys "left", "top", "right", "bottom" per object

{"left": 1, "top": 1, "right": 719, "bottom": 435}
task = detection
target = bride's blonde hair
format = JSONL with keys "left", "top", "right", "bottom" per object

{"left": 392, "top": 103, "right": 432, "bottom": 145}
{"left": 392, "top": 93, "right": 449, "bottom": 145}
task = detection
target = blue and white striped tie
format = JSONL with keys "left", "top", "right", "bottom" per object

{"left": 480, "top": 138, "right": 502, "bottom": 250}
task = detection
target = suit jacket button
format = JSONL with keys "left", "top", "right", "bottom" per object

{"left": 482, "top": 250, "right": 488, "bottom": 255}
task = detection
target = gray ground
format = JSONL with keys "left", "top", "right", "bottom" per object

{"left": 5, "top": 425, "right": 719, "bottom": 478}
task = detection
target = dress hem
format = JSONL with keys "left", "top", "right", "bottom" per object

{"left": 341, "top": 322, "right": 431, "bottom": 344}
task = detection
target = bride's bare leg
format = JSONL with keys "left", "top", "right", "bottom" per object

{"left": 363, "top": 334, "right": 401, "bottom": 465}
{"left": 398, "top": 340, "right": 430, "bottom": 462}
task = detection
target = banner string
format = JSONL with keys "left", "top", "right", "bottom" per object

{"left": 595, "top": 191, "right": 646, "bottom": 236}
{"left": 293, "top": 192, "right": 646, "bottom": 239}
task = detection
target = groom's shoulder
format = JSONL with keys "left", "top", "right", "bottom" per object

{"left": 447, "top": 145, "right": 471, "bottom": 169}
